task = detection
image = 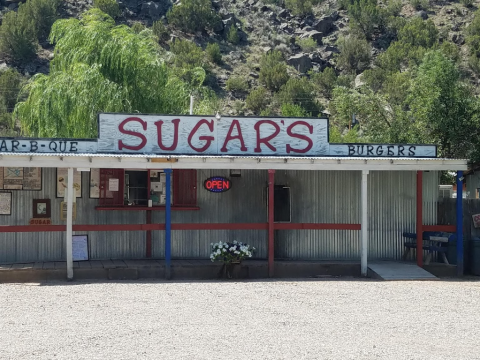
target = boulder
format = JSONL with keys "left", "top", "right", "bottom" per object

{"left": 416, "top": 10, "right": 428, "bottom": 19}
{"left": 300, "top": 30, "right": 323, "bottom": 45}
{"left": 141, "top": 1, "right": 171, "bottom": 20}
{"left": 287, "top": 53, "right": 312, "bottom": 73}
{"left": 313, "top": 12, "right": 338, "bottom": 35}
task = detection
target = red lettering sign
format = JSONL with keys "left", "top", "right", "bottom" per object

{"left": 155, "top": 119, "right": 180, "bottom": 151}
{"left": 286, "top": 121, "right": 314, "bottom": 154}
{"left": 204, "top": 177, "right": 232, "bottom": 193}
{"left": 118, "top": 117, "right": 147, "bottom": 151}
{"left": 221, "top": 120, "right": 247, "bottom": 152}
{"left": 254, "top": 120, "right": 280, "bottom": 153}
{"left": 29, "top": 218, "right": 52, "bottom": 225}
{"left": 188, "top": 119, "right": 215, "bottom": 152}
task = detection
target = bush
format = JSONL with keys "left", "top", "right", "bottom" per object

{"left": 336, "top": 35, "right": 371, "bottom": 73}
{"left": 259, "top": 50, "right": 290, "bottom": 92}
{"left": 281, "top": 103, "right": 311, "bottom": 117}
{"left": 0, "top": 9, "right": 37, "bottom": 63}
{"left": 385, "top": 0, "right": 403, "bottom": 17}
{"left": 131, "top": 22, "right": 145, "bottom": 34}
{"left": 205, "top": 43, "right": 222, "bottom": 64}
{"left": 298, "top": 37, "right": 317, "bottom": 52}
{"left": 409, "top": 0, "right": 429, "bottom": 10}
{"left": 246, "top": 87, "right": 270, "bottom": 113}
{"left": 398, "top": 18, "right": 438, "bottom": 48}
{"left": 227, "top": 25, "right": 240, "bottom": 44}
{"left": 276, "top": 77, "right": 321, "bottom": 115}
{"left": 311, "top": 67, "right": 337, "bottom": 98}
{"left": 285, "top": 0, "right": 314, "bottom": 16}
{"left": 152, "top": 21, "right": 169, "bottom": 42}
{"left": 226, "top": 76, "right": 249, "bottom": 92}
{"left": 24, "top": 0, "right": 60, "bottom": 41}
{"left": 93, "top": 0, "right": 121, "bottom": 18}
{"left": 167, "top": 0, "right": 220, "bottom": 33}
{"left": 348, "top": 0, "right": 380, "bottom": 39}
{"left": 170, "top": 39, "right": 205, "bottom": 69}
{"left": 0, "top": 68, "right": 24, "bottom": 110}
{"left": 461, "top": 0, "right": 474, "bottom": 7}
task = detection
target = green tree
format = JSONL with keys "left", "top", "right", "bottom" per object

{"left": 14, "top": 9, "right": 205, "bottom": 138}
{"left": 311, "top": 67, "right": 337, "bottom": 98}
{"left": 348, "top": 0, "right": 380, "bottom": 39}
{"left": 407, "top": 51, "right": 480, "bottom": 159}
{"left": 246, "top": 87, "right": 270, "bottom": 113}
{"left": 336, "top": 35, "right": 371, "bottom": 74}
{"left": 276, "top": 77, "right": 321, "bottom": 115}
{"left": 398, "top": 18, "right": 437, "bottom": 48}
{"left": 259, "top": 50, "right": 290, "bottom": 92}
{"left": 167, "top": 0, "right": 220, "bottom": 33}
{"left": 152, "top": 20, "right": 169, "bottom": 42}
{"left": 205, "top": 43, "right": 222, "bottom": 64}
{"left": 93, "top": 0, "right": 121, "bottom": 18}
{"left": 227, "top": 26, "right": 240, "bottom": 44}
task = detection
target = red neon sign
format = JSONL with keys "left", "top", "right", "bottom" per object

{"left": 204, "top": 177, "right": 232, "bottom": 193}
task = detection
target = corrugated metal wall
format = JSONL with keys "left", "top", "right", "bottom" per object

{"left": 0, "top": 168, "right": 438, "bottom": 263}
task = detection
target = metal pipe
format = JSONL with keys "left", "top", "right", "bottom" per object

{"left": 416, "top": 171, "right": 423, "bottom": 267}
{"left": 456, "top": 171, "right": 464, "bottom": 276}
{"left": 66, "top": 167, "right": 74, "bottom": 280}
{"left": 165, "top": 169, "right": 172, "bottom": 279}
{"left": 361, "top": 170, "right": 368, "bottom": 276}
{"left": 268, "top": 169, "right": 275, "bottom": 277}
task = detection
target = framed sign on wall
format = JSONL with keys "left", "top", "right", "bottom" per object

{"left": 57, "top": 168, "right": 82, "bottom": 198}
{"left": 33, "top": 199, "right": 51, "bottom": 218}
{"left": 0, "top": 167, "right": 42, "bottom": 190}
{"left": 0, "top": 192, "right": 12, "bottom": 215}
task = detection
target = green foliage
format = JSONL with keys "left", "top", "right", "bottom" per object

{"left": 276, "top": 77, "right": 321, "bottom": 115}
{"left": 205, "top": 43, "right": 222, "bottom": 64}
{"left": 348, "top": 0, "right": 380, "bottom": 39}
{"left": 225, "top": 76, "right": 249, "bottom": 92}
{"left": 24, "top": 0, "right": 61, "bottom": 41}
{"left": 285, "top": 0, "right": 321, "bottom": 16}
{"left": 259, "top": 50, "right": 290, "bottom": 92}
{"left": 170, "top": 39, "right": 205, "bottom": 69}
{"left": 152, "top": 21, "right": 169, "bottom": 42}
{"left": 281, "top": 103, "right": 311, "bottom": 117}
{"left": 466, "top": 10, "right": 480, "bottom": 72}
{"left": 0, "top": 68, "right": 24, "bottom": 111}
{"left": 329, "top": 126, "right": 362, "bottom": 143}
{"left": 297, "top": 37, "right": 317, "bottom": 52}
{"left": 461, "top": 0, "right": 474, "bottom": 7}
{"left": 167, "top": 0, "right": 220, "bottom": 33}
{"left": 14, "top": 9, "right": 202, "bottom": 138}
{"left": 93, "top": 0, "right": 121, "bottom": 18}
{"left": 398, "top": 18, "right": 438, "bottom": 48}
{"left": 336, "top": 35, "right": 371, "bottom": 74}
{"left": 385, "top": 0, "right": 403, "bottom": 17}
{"left": 227, "top": 26, "right": 240, "bottom": 44}
{"left": 246, "top": 87, "right": 270, "bottom": 113}
{"left": 131, "top": 22, "right": 146, "bottom": 34}
{"left": 311, "top": 67, "right": 337, "bottom": 98}
{"left": 407, "top": 51, "right": 480, "bottom": 159}
{"left": 409, "top": 0, "right": 429, "bottom": 10}
{"left": 382, "top": 71, "right": 410, "bottom": 106}
{"left": 440, "top": 41, "right": 460, "bottom": 63}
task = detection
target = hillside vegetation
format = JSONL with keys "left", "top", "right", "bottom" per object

{"left": 0, "top": 0, "right": 479, "bottom": 161}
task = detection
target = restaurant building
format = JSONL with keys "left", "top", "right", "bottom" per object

{"left": 0, "top": 114, "right": 468, "bottom": 279}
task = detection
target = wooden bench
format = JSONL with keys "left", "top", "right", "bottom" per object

{"left": 402, "top": 231, "right": 455, "bottom": 265}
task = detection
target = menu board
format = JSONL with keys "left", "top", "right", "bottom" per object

{"left": 57, "top": 168, "right": 82, "bottom": 198}
{"left": 0, "top": 167, "right": 41, "bottom": 190}
{"left": 72, "top": 235, "right": 88, "bottom": 261}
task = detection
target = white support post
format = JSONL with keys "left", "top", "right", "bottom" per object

{"left": 361, "top": 170, "right": 369, "bottom": 276}
{"left": 66, "top": 167, "right": 74, "bottom": 280}
{"left": 189, "top": 95, "right": 194, "bottom": 115}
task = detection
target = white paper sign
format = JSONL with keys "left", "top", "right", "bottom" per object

{"left": 109, "top": 178, "right": 119, "bottom": 192}
{"left": 72, "top": 235, "right": 88, "bottom": 261}
{"left": 473, "top": 214, "right": 480, "bottom": 229}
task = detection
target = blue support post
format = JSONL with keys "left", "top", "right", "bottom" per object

{"left": 165, "top": 169, "right": 172, "bottom": 279}
{"left": 456, "top": 171, "right": 464, "bottom": 276}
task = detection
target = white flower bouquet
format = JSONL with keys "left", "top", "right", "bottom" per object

{"left": 210, "top": 240, "right": 255, "bottom": 264}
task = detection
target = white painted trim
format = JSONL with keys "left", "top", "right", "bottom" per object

{"left": 66, "top": 167, "right": 74, "bottom": 280}
{"left": 0, "top": 154, "right": 468, "bottom": 171}
{"left": 361, "top": 170, "right": 369, "bottom": 277}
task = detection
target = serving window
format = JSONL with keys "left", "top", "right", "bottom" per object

{"left": 98, "top": 169, "right": 197, "bottom": 208}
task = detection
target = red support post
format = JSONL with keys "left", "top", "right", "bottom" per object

{"left": 268, "top": 169, "right": 275, "bottom": 277}
{"left": 416, "top": 171, "right": 423, "bottom": 267}
{"left": 146, "top": 211, "right": 152, "bottom": 258}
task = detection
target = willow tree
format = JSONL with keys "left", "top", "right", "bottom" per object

{"left": 14, "top": 9, "right": 196, "bottom": 138}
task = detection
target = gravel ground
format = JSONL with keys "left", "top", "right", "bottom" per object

{"left": 1, "top": 279, "right": 480, "bottom": 360}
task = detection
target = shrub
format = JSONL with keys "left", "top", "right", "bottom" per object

{"left": 336, "top": 35, "right": 371, "bottom": 73}
{"left": 398, "top": 18, "right": 438, "bottom": 48}
{"left": 298, "top": 37, "right": 317, "bottom": 52}
{"left": 246, "top": 87, "right": 270, "bottom": 113}
{"left": 348, "top": 0, "right": 380, "bottom": 39}
{"left": 276, "top": 77, "right": 321, "bottom": 115}
{"left": 93, "top": 0, "right": 121, "bottom": 18}
{"left": 409, "top": 0, "right": 429, "bottom": 10}
{"left": 131, "top": 22, "right": 145, "bottom": 34}
{"left": 311, "top": 67, "right": 337, "bottom": 98}
{"left": 285, "top": 0, "right": 314, "bottom": 16}
{"left": 385, "top": 0, "right": 403, "bottom": 17}
{"left": 205, "top": 43, "right": 222, "bottom": 64}
{"left": 170, "top": 39, "right": 205, "bottom": 69}
{"left": 461, "top": 0, "right": 474, "bottom": 7}
{"left": 0, "top": 9, "right": 37, "bottom": 63}
{"left": 227, "top": 25, "right": 240, "bottom": 44}
{"left": 152, "top": 21, "right": 169, "bottom": 42}
{"left": 281, "top": 103, "right": 311, "bottom": 117}
{"left": 226, "top": 76, "right": 249, "bottom": 92}
{"left": 167, "top": 0, "right": 220, "bottom": 33}
{"left": 0, "top": 68, "right": 24, "bottom": 110}
{"left": 259, "top": 50, "right": 290, "bottom": 92}
{"left": 23, "top": 0, "right": 60, "bottom": 41}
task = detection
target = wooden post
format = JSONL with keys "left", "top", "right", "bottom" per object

{"left": 456, "top": 171, "right": 464, "bottom": 276}
{"left": 268, "top": 170, "right": 275, "bottom": 278}
{"left": 416, "top": 171, "right": 423, "bottom": 267}
{"left": 66, "top": 167, "right": 74, "bottom": 280}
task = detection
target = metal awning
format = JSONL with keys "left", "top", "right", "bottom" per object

{"left": 0, "top": 152, "right": 468, "bottom": 171}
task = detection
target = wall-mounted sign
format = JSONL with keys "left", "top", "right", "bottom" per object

{"left": 72, "top": 235, "right": 88, "bottom": 261}
{"left": 60, "top": 201, "right": 77, "bottom": 221}
{"left": 0, "top": 115, "right": 438, "bottom": 158}
{"left": 29, "top": 218, "right": 51, "bottom": 225}
{"left": 204, "top": 177, "right": 232, "bottom": 193}
{"left": 57, "top": 168, "right": 82, "bottom": 198}
{"left": 108, "top": 178, "right": 119, "bottom": 192}
{"left": 0, "top": 167, "right": 42, "bottom": 190}
{"left": 473, "top": 214, "right": 480, "bottom": 228}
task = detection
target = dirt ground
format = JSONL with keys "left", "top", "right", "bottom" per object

{"left": 1, "top": 278, "right": 479, "bottom": 359}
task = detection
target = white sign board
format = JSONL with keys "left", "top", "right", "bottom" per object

{"left": 109, "top": 178, "right": 119, "bottom": 192}
{"left": 72, "top": 235, "right": 88, "bottom": 261}
{"left": 473, "top": 214, "right": 480, "bottom": 229}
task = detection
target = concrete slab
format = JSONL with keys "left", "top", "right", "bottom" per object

{"left": 368, "top": 261, "right": 438, "bottom": 281}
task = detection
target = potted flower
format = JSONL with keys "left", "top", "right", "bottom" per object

{"left": 210, "top": 241, "right": 255, "bottom": 278}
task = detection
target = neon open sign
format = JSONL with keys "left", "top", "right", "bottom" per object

{"left": 204, "top": 177, "right": 232, "bottom": 193}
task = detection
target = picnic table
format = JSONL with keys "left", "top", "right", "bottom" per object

{"left": 402, "top": 231, "right": 455, "bottom": 265}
